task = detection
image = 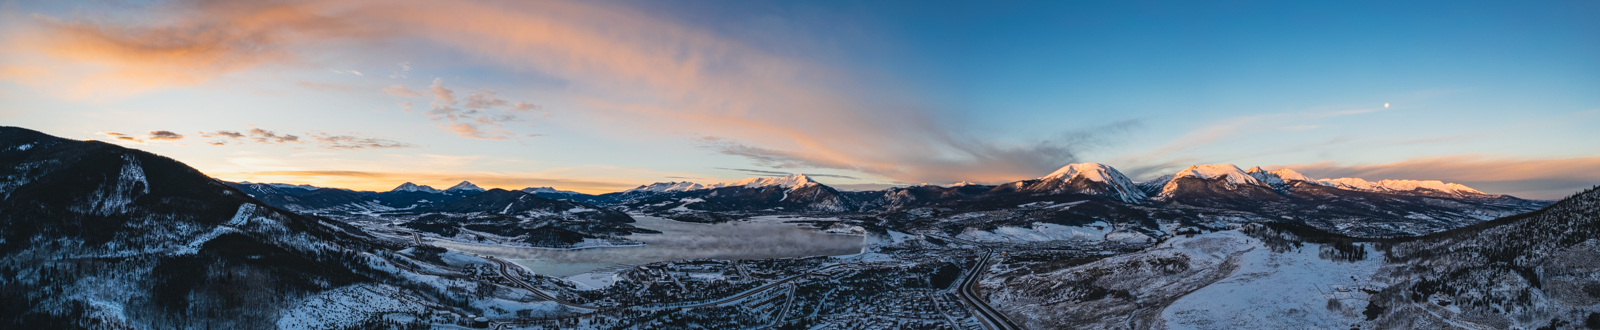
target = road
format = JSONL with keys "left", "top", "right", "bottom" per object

{"left": 955, "top": 251, "right": 1023, "bottom": 330}
{"left": 487, "top": 257, "right": 602, "bottom": 310}
{"left": 484, "top": 257, "right": 869, "bottom": 329}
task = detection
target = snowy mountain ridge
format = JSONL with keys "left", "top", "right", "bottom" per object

{"left": 389, "top": 182, "right": 442, "bottom": 193}
{"left": 521, "top": 186, "right": 583, "bottom": 195}
{"left": 624, "top": 174, "right": 820, "bottom": 194}
{"left": 1314, "top": 177, "right": 1486, "bottom": 196}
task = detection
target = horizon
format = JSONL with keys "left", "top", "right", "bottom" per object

{"left": 3, "top": 0, "right": 1597, "bottom": 199}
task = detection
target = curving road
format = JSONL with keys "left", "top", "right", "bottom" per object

{"left": 954, "top": 252, "right": 1024, "bottom": 330}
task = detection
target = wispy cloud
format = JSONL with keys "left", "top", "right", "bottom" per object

{"left": 422, "top": 78, "right": 544, "bottom": 140}
{"left": 309, "top": 134, "right": 415, "bottom": 150}
{"left": 381, "top": 85, "right": 420, "bottom": 97}
{"left": 17, "top": 0, "right": 1134, "bottom": 183}
{"left": 198, "top": 128, "right": 411, "bottom": 150}
{"left": 97, "top": 130, "right": 186, "bottom": 143}
{"left": 148, "top": 130, "right": 184, "bottom": 141}
{"left": 713, "top": 167, "right": 861, "bottom": 180}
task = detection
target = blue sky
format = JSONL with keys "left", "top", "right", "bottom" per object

{"left": 1, "top": 0, "right": 1596, "bottom": 198}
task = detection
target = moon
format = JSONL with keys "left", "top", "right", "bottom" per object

{"left": 1384, "top": 103, "right": 1390, "bottom": 108}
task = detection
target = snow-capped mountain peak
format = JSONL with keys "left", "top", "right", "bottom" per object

{"left": 521, "top": 186, "right": 581, "bottom": 195}
{"left": 710, "top": 174, "right": 819, "bottom": 190}
{"left": 1244, "top": 166, "right": 1313, "bottom": 188}
{"left": 390, "top": 182, "right": 442, "bottom": 193}
{"left": 625, "top": 181, "right": 707, "bottom": 194}
{"left": 1315, "top": 178, "right": 1486, "bottom": 196}
{"left": 445, "top": 181, "right": 485, "bottom": 193}
{"left": 1172, "top": 164, "right": 1261, "bottom": 186}
{"left": 1044, "top": 163, "right": 1116, "bottom": 182}
{"left": 1039, "top": 163, "right": 1147, "bottom": 203}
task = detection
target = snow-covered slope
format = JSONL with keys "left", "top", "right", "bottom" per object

{"left": 624, "top": 181, "right": 706, "bottom": 193}
{"left": 1245, "top": 166, "right": 1313, "bottom": 190}
{"left": 1032, "top": 163, "right": 1148, "bottom": 203}
{"left": 1314, "top": 177, "right": 1486, "bottom": 197}
{"left": 706, "top": 174, "right": 819, "bottom": 190}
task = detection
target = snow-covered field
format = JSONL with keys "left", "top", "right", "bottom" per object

{"left": 1160, "top": 233, "right": 1384, "bottom": 329}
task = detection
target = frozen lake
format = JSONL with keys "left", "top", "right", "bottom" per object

{"left": 432, "top": 216, "right": 865, "bottom": 277}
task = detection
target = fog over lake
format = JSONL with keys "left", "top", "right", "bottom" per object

{"left": 433, "top": 216, "right": 866, "bottom": 277}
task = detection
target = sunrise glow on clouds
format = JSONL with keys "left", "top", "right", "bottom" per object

{"left": 1, "top": 0, "right": 1596, "bottom": 198}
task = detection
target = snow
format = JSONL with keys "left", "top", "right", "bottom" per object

{"left": 626, "top": 174, "right": 820, "bottom": 194}
{"left": 523, "top": 186, "right": 582, "bottom": 195}
{"left": 707, "top": 174, "right": 818, "bottom": 190}
{"left": 276, "top": 284, "right": 417, "bottom": 330}
{"left": 1246, "top": 167, "right": 1313, "bottom": 186}
{"left": 445, "top": 181, "right": 485, "bottom": 192}
{"left": 15, "top": 143, "right": 32, "bottom": 151}
{"left": 1315, "top": 177, "right": 1485, "bottom": 196}
{"left": 1171, "top": 164, "right": 1261, "bottom": 186}
{"left": 669, "top": 198, "right": 705, "bottom": 212}
{"left": 83, "top": 154, "right": 148, "bottom": 215}
{"left": 956, "top": 221, "right": 1117, "bottom": 242}
{"left": 390, "top": 182, "right": 442, "bottom": 193}
{"left": 1041, "top": 163, "right": 1148, "bottom": 202}
{"left": 567, "top": 272, "right": 620, "bottom": 290}
{"left": 1158, "top": 164, "right": 1264, "bottom": 197}
{"left": 625, "top": 181, "right": 706, "bottom": 193}
{"left": 1160, "top": 231, "right": 1385, "bottom": 329}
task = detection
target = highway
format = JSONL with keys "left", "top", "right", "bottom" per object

{"left": 487, "top": 257, "right": 602, "bottom": 310}
{"left": 954, "top": 252, "right": 1024, "bottom": 330}
{"left": 484, "top": 257, "right": 867, "bottom": 329}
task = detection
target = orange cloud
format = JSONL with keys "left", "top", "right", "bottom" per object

{"left": 1275, "top": 155, "right": 1600, "bottom": 200}
{"left": 214, "top": 170, "right": 644, "bottom": 194}
{"left": 6, "top": 0, "right": 1123, "bottom": 184}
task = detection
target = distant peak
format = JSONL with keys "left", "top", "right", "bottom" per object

{"left": 625, "top": 181, "right": 706, "bottom": 193}
{"left": 521, "top": 186, "right": 580, "bottom": 195}
{"left": 712, "top": 174, "right": 819, "bottom": 190}
{"left": 446, "top": 181, "right": 484, "bottom": 192}
{"left": 390, "top": 182, "right": 442, "bottom": 193}
{"left": 1316, "top": 178, "right": 1486, "bottom": 196}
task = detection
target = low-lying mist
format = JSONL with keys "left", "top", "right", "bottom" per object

{"left": 436, "top": 216, "right": 865, "bottom": 277}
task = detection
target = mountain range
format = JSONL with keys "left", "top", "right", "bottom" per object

{"left": 3, "top": 125, "right": 1595, "bottom": 328}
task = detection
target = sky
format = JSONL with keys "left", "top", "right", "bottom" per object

{"left": 1, "top": 0, "right": 1596, "bottom": 199}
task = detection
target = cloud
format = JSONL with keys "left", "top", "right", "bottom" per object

{"left": 381, "top": 85, "right": 420, "bottom": 97}
{"left": 219, "top": 170, "right": 640, "bottom": 194}
{"left": 200, "top": 128, "right": 410, "bottom": 149}
{"left": 1274, "top": 155, "right": 1600, "bottom": 200}
{"left": 309, "top": 133, "right": 416, "bottom": 149}
{"left": 96, "top": 131, "right": 142, "bottom": 143}
{"left": 16, "top": 0, "right": 1128, "bottom": 184}
{"left": 389, "top": 61, "right": 409, "bottom": 79}
{"left": 147, "top": 130, "right": 184, "bottom": 141}
{"left": 0, "top": 1, "right": 371, "bottom": 97}
{"left": 248, "top": 128, "right": 300, "bottom": 143}
{"left": 713, "top": 167, "right": 860, "bottom": 180}
{"left": 422, "top": 78, "right": 543, "bottom": 140}
{"left": 98, "top": 130, "right": 191, "bottom": 143}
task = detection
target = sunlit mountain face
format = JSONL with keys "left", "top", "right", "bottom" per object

{"left": 3, "top": 0, "right": 1597, "bottom": 329}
